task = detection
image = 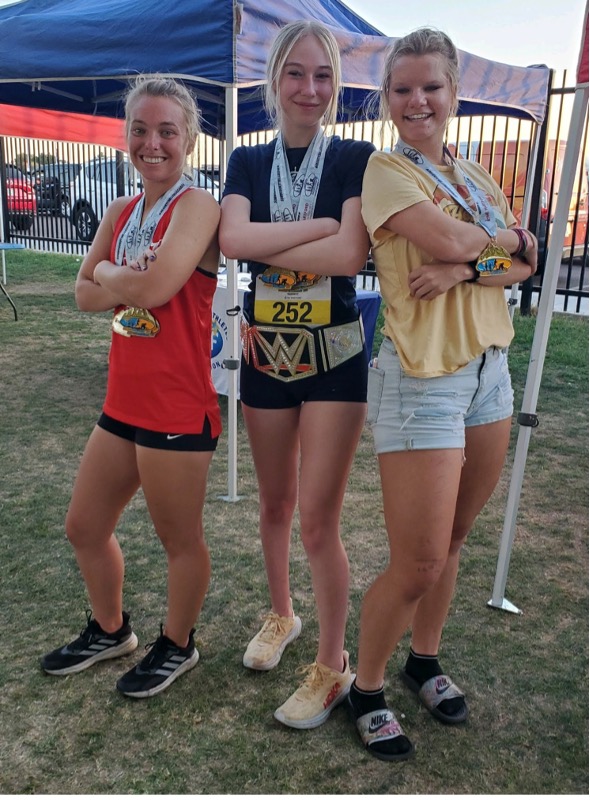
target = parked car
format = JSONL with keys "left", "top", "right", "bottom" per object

{"left": 32, "top": 162, "right": 81, "bottom": 217}
{"left": 67, "top": 157, "right": 141, "bottom": 242}
{"left": 4, "top": 164, "right": 37, "bottom": 231}
{"left": 68, "top": 159, "right": 219, "bottom": 242}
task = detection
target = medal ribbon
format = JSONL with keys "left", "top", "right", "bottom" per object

{"left": 269, "top": 130, "right": 329, "bottom": 223}
{"left": 114, "top": 173, "right": 193, "bottom": 265}
{"left": 394, "top": 139, "right": 498, "bottom": 238}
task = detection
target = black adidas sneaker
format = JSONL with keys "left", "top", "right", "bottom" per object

{"left": 116, "top": 626, "right": 199, "bottom": 698}
{"left": 41, "top": 611, "right": 138, "bottom": 675}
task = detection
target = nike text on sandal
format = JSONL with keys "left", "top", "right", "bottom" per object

{"left": 350, "top": 699, "right": 415, "bottom": 762}
{"left": 399, "top": 670, "right": 468, "bottom": 724}
{"left": 116, "top": 627, "right": 199, "bottom": 698}
{"left": 41, "top": 610, "right": 138, "bottom": 676}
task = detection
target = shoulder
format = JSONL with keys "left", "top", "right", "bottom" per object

{"left": 109, "top": 195, "right": 138, "bottom": 217}
{"left": 107, "top": 195, "right": 139, "bottom": 230}
{"left": 229, "top": 141, "right": 275, "bottom": 165}
{"left": 175, "top": 186, "right": 220, "bottom": 218}
{"left": 365, "top": 150, "right": 416, "bottom": 181}
{"left": 329, "top": 136, "right": 375, "bottom": 162}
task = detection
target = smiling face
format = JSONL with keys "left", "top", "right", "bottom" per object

{"left": 387, "top": 53, "right": 455, "bottom": 163}
{"left": 276, "top": 34, "right": 335, "bottom": 146}
{"left": 126, "top": 95, "right": 191, "bottom": 189}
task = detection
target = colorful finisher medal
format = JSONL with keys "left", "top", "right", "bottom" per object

{"left": 474, "top": 241, "right": 512, "bottom": 276}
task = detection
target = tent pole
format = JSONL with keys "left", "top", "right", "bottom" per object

{"left": 489, "top": 83, "right": 589, "bottom": 612}
{"left": 219, "top": 84, "right": 242, "bottom": 502}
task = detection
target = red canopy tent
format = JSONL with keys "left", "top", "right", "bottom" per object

{"left": 0, "top": 103, "right": 126, "bottom": 149}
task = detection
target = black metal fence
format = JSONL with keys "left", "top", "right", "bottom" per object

{"left": 1, "top": 69, "right": 587, "bottom": 312}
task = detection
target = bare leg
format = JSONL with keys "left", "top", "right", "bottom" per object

{"left": 410, "top": 418, "right": 512, "bottom": 655}
{"left": 355, "top": 448, "right": 464, "bottom": 691}
{"left": 138, "top": 446, "right": 214, "bottom": 647}
{"left": 241, "top": 404, "right": 300, "bottom": 618}
{"left": 65, "top": 426, "right": 140, "bottom": 633}
{"left": 298, "top": 401, "right": 366, "bottom": 672}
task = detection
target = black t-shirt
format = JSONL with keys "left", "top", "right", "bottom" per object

{"left": 222, "top": 136, "right": 375, "bottom": 324}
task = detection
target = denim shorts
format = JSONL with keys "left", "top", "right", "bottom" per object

{"left": 367, "top": 338, "right": 514, "bottom": 453}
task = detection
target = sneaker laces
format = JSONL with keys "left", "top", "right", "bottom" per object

{"left": 140, "top": 625, "right": 170, "bottom": 667}
{"left": 258, "top": 612, "right": 292, "bottom": 643}
{"left": 293, "top": 661, "right": 328, "bottom": 697}
{"left": 77, "top": 609, "right": 101, "bottom": 642}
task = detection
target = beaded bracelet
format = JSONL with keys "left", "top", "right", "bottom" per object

{"left": 513, "top": 227, "right": 530, "bottom": 259}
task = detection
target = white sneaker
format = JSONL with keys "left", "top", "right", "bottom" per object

{"left": 274, "top": 651, "right": 354, "bottom": 729}
{"left": 243, "top": 611, "right": 302, "bottom": 671}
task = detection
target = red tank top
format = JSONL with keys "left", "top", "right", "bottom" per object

{"left": 102, "top": 190, "right": 222, "bottom": 437}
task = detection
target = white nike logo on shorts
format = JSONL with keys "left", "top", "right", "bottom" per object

{"left": 166, "top": 434, "right": 184, "bottom": 440}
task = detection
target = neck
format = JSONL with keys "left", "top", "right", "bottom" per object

{"left": 281, "top": 124, "right": 321, "bottom": 149}
{"left": 402, "top": 138, "right": 446, "bottom": 166}
{"left": 142, "top": 173, "right": 182, "bottom": 207}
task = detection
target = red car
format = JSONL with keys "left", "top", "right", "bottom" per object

{"left": 5, "top": 164, "right": 36, "bottom": 231}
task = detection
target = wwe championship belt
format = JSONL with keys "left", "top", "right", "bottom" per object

{"left": 241, "top": 319, "right": 364, "bottom": 382}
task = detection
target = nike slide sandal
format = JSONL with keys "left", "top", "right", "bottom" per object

{"left": 348, "top": 697, "right": 414, "bottom": 762}
{"left": 400, "top": 670, "right": 468, "bottom": 725}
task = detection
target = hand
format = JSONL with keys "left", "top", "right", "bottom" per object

{"left": 129, "top": 241, "right": 161, "bottom": 272}
{"left": 408, "top": 262, "right": 468, "bottom": 300}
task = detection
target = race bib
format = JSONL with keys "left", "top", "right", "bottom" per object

{"left": 254, "top": 270, "right": 331, "bottom": 325}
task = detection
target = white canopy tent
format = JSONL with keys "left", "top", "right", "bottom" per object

{"left": 489, "top": 3, "right": 589, "bottom": 613}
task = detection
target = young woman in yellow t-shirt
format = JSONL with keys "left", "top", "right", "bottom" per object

{"left": 348, "top": 28, "right": 537, "bottom": 761}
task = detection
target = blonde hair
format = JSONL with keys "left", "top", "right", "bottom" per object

{"left": 265, "top": 21, "right": 342, "bottom": 129}
{"left": 124, "top": 76, "right": 202, "bottom": 153}
{"left": 378, "top": 28, "right": 460, "bottom": 125}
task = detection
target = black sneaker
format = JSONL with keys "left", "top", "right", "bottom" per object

{"left": 116, "top": 627, "right": 199, "bottom": 698}
{"left": 41, "top": 611, "right": 138, "bottom": 676}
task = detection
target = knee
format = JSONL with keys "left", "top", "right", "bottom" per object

{"left": 395, "top": 557, "right": 447, "bottom": 601}
{"left": 260, "top": 495, "right": 297, "bottom": 528}
{"left": 159, "top": 525, "right": 206, "bottom": 559}
{"left": 299, "top": 517, "right": 340, "bottom": 558}
{"left": 64, "top": 508, "right": 86, "bottom": 548}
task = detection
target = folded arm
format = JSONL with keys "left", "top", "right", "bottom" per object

{"left": 219, "top": 193, "right": 339, "bottom": 262}
{"left": 383, "top": 199, "right": 524, "bottom": 263}
{"left": 408, "top": 227, "right": 538, "bottom": 300}
{"left": 259, "top": 197, "right": 370, "bottom": 276}
{"left": 87, "top": 189, "right": 220, "bottom": 310}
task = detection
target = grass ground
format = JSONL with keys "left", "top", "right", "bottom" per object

{"left": 0, "top": 250, "right": 587, "bottom": 794}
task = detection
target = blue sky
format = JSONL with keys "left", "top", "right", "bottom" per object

{"left": 345, "top": 0, "right": 587, "bottom": 73}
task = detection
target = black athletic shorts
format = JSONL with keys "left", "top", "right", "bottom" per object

{"left": 97, "top": 412, "right": 218, "bottom": 452}
{"left": 239, "top": 350, "right": 368, "bottom": 409}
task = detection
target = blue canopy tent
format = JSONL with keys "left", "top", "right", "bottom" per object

{"left": 0, "top": 0, "right": 549, "bottom": 132}
{"left": 0, "top": 1, "right": 555, "bottom": 608}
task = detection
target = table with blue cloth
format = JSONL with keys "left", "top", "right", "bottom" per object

{"left": 211, "top": 273, "right": 382, "bottom": 396}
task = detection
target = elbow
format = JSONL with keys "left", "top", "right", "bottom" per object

{"left": 75, "top": 284, "right": 93, "bottom": 312}
{"left": 441, "top": 239, "right": 477, "bottom": 263}
{"left": 430, "top": 229, "right": 481, "bottom": 263}
{"left": 218, "top": 228, "right": 242, "bottom": 261}
{"left": 341, "top": 246, "right": 371, "bottom": 277}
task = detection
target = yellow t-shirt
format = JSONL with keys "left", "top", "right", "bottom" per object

{"left": 361, "top": 150, "right": 517, "bottom": 377}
